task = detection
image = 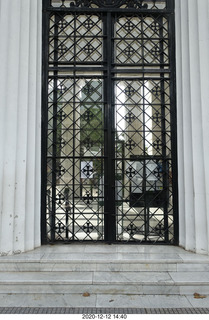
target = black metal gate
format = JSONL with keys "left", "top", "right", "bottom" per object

{"left": 42, "top": 0, "right": 178, "bottom": 243}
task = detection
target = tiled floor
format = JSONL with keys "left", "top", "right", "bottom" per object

{"left": 0, "top": 307, "right": 209, "bottom": 314}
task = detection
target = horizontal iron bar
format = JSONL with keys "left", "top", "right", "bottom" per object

{"left": 48, "top": 73, "right": 104, "bottom": 77}
{"left": 114, "top": 102, "right": 171, "bottom": 105}
{"left": 49, "top": 35, "right": 169, "bottom": 41}
{"left": 113, "top": 37, "right": 169, "bottom": 40}
{"left": 46, "top": 7, "right": 173, "bottom": 14}
{"left": 113, "top": 77, "right": 170, "bottom": 81}
{"left": 48, "top": 61, "right": 170, "bottom": 68}
{"left": 46, "top": 156, "right": 172, "bottom": 161}
{"left": 47, "top": 130, "right": 171, "bottom": 133}
{"left": 48, "top": 68, "right": 171, "bottom": 74}
{"left": 49, "top": 61, "right": 104, "bottom": 65}
{"left": 47, "top": 75, "right": 170, "bottom": 81}
{"left": 112, "top": 65, "right": 170, "bottom": 69}
{"left": 113, "top": 129, "right": 171, "bottom": 132}
{"left": 48, "top": 67, "right": 107, "bottom": 72}
{"left": 49, "top": 35, "right": 104, "bottom": 39}
{"left": 46, "top": 156, "right": 106, "bottom": 159}
{"left": 114, "top": 157, "right": 172, "bottom": 161}
{"left": 45, "top": 240, "right": 173, "bottom": 244}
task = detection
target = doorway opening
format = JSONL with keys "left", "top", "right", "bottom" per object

{"left": 41, "top": 0, "right": 178, "bottom": 244}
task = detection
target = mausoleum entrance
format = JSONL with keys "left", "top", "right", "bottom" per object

{"left": 41, "top": 0, "right": 178, "bottom": 244}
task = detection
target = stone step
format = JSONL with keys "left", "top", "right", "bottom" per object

{"left": 0, "top": 261, "right": 209, "bottom": 272}
{"left": 0, "top": 271, "right": 209, "bottom": 295}
{"left": 0, "top": 246, "right": 209, "bottom": 297}
{"left": 0, "top": 248, "right": 209, "bottom": 269}
{"left": 0, "top": 253, "right": 209, "bottom": 272}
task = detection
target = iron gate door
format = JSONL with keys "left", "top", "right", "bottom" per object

{"left": 42, "top": 0, "right": 178, "bottom": 244}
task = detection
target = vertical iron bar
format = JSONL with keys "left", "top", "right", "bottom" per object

{"left": 104, "top": 12, "right": 116, "bottom": 242}
{"left": 41, "top": 0, "right": 51, "bottom": 244}
{"left": 103, "top": 13, "right": 108, "bottom": 242}
{"left": 110, "top": 13, "right": 116, "bottom": 242}
{"left": 142, "top": 77, "right": 148, "bottom": 241}
{"left": 169, "top": 1, "right": 179, "bottom": 245}
{"left": 51, "top": 14, "right": 60, "bottom": 242}
{"left": 101, "top": 12, "right": 106, "bottom": 240}
{"left": 166, "top": 0, "right": 174, "bottom": 11}
{"left": 158, "top": 15, "right": 169, "bottom": 242}
{"left": 72, "top": 13, "right": 76, "bottom": 240}
{"left": 141, "top": 14, "right": 147, "bottom": 241}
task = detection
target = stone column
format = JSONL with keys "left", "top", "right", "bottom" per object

{"left": 175, "top": 0, "right": 209, "bottom": 254}
{"left": 0, "top": 0, "right": 42, "bottom": 255}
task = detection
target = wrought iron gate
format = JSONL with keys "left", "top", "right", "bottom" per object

{"left": 42, "top": 0, "right": 178, "bottom": 243}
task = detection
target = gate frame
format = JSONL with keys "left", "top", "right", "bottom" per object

{"left": 41, "top": 0, "right": 179, "bottom": 245}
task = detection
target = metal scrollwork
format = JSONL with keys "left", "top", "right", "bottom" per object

{"left": 74, "top": 0, "right": 148, "bottom": 9}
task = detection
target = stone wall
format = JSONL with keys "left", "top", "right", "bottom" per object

{"left": 175, "top": 0, "right": 209, "bottom": 254}
{"left": 0, "top": 0, "right": 42, "bottom": 255}
{"left": 0, "top": 0, "right": 209, "bottom": 254}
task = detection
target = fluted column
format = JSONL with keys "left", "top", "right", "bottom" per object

{"left": 175, "top": 0, "right": 209, "bottom": 254}
{"left": 1, "top": 0, "right": 209, "bottom": 255}
{"left": 0, "top": 0, "right": 42, "bottom": 255}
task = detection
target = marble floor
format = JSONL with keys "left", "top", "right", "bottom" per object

{"left": 0, "top": 244, "right": 209, "bottom": 308}
{"left": 3, "top": 242, "right": 209, "bottom": 256}
{"left": 1, "top": 243, "right": 209, "bottom": 266}
{"left": 0, "top": 293, "right": 209, "bottom": 309}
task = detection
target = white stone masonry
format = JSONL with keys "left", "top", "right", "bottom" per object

{"left": 175, "top": 0, "right": 209, "bottom": 254}
{"left": 0, "top": 0, "right": 209, "bottom": 255}
{"left": 0, "top": 0, "right": 42, "bottom": 255}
